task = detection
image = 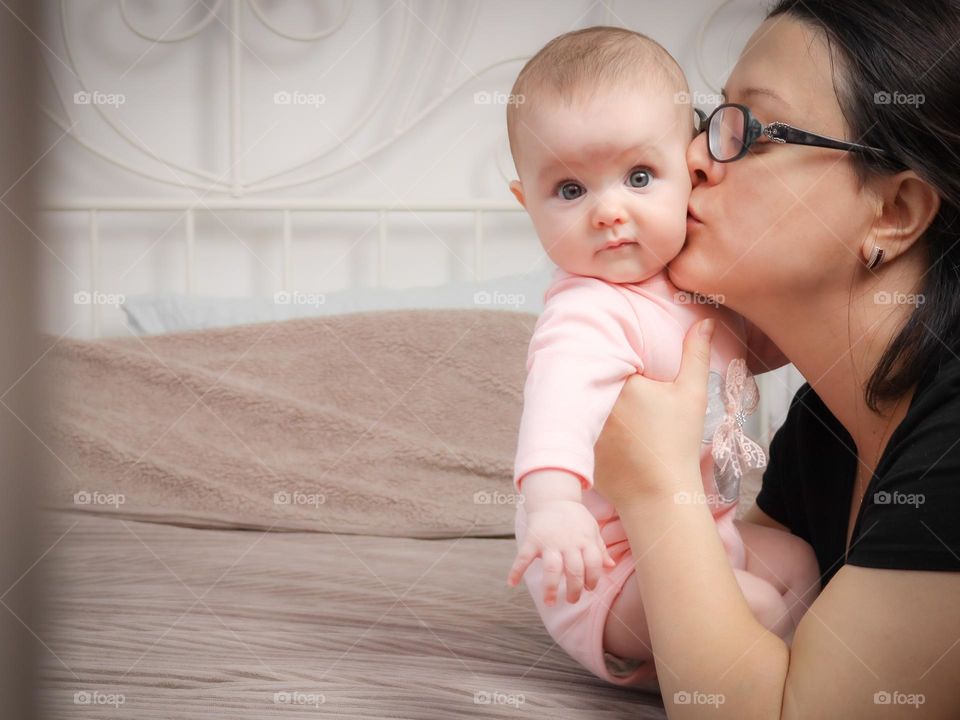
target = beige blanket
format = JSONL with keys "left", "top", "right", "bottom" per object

{"left": 33, "top": 310, "right": 766, "bottom": 718}
{"left": 42, "top": 310, "right": 537, "bottom": 538}
{"left": 36, "top": 510, "right": 671, "bottom": 719}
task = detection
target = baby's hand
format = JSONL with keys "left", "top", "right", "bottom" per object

{"left": 507, "top": 500, "right": 616, "bottom": 605}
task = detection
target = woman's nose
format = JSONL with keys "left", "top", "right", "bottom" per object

{"left": 687, "top": 130, "right": 726, "bottom": 188}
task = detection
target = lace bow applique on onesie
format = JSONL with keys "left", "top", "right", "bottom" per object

{"left": 701, "top": 358, "right": 768, "bottom": 503}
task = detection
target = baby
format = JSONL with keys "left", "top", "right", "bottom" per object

{"left": 503, "top": 27, "right": 821, "bottom": 688}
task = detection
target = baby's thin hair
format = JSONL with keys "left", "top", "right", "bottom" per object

{"left": 506, "top": 26, "right": 689, "bottom": 169}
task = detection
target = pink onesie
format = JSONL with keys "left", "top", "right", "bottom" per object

{"left": 513, "top": 267, "right": 749, "bottom": 686}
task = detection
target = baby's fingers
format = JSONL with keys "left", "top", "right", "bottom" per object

{"left": 507, "top": 542, "right": 540, "bottom": 587}
{"left": 540, "top": 549, "right": 564, "bottom": 606}
{"left": 602, "top": 542, "right": 616, "bottom": 567}
{"left": 582, "top": 544, "right": 604, "bottom": 592}
{"left": 563, "top": 548, "right": 585, "bottom": 603}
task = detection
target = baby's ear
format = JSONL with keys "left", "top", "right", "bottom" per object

{"left": 509, "top": 180, "right": 526, "bottom": 209}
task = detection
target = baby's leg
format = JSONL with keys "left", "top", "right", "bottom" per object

{"left": 602, "top": 574, "right": 653, "bottom": 663}
{"left": 731, "top": 568, "right": 794, "bottom": 641}
{"left": 734, "top": 519, "right": 822, "bottom": 633}
{"left": 602, "top": 560, "right": 800, "bottom": 660}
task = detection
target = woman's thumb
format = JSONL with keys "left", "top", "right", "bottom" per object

{"left": 677, "top": 318, "right": 714, "bottom": 388}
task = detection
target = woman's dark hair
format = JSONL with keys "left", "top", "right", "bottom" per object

{"left": 767, "top": 0, "right": 960, "bottom": 412}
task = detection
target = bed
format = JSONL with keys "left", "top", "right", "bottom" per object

{"left": 30, "top": 3, "right": 774, "bottom": 716}
{"left": 32, "top": 307, "right": 766, "bottom": 719}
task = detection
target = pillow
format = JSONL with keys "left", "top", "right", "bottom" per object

{"left": 44, "top": 309, "right": 534, "bottom": 538}
{"left": 121, "top": 268, "right": 555, "bottom": 334}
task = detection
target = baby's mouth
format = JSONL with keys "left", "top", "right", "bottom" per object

{"left": 599, "top": 238, "right": 639, "bottom": 252}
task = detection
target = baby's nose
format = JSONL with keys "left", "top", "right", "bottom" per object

{"left": 592, "top": 199, "right": 627, "bottom": 228}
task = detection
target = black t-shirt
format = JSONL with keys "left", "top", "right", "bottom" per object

{"left": 755, "top": 349, "right": 960, "bottom": 588}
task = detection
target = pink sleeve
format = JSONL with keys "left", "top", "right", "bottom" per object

{"left": 513, "top": 275, "right": 646, "bottom": 493}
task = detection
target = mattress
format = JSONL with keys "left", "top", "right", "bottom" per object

{"left": 36, "top": 510, "right": 669, "bottom": 719}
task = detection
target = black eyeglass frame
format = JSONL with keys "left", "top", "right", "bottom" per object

{"left": 693, "top": 103, "right": 894, "bottom": 163}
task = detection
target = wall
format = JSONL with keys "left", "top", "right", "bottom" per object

{"left": 36, "top": 0, "right": 805, "bottom": 439}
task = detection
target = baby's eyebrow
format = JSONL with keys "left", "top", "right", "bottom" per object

{"left": 537, "top": 143, "right": 663, "bottom": 182}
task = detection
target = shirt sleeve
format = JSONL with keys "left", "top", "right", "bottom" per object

{"left": 846, "top": 384, "right": 960, "bottom": 573}
{"left": 513, "top": 275, "right": 645, "bottom": 493}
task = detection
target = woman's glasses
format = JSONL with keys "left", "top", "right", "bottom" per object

{"left": 694, "top": 103, "right": 895, "bottom": 163}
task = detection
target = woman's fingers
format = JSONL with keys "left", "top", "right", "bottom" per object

{"left": 677, "top": 318, "right": 715, "bottom": 393}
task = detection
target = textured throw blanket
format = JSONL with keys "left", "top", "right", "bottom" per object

{"left": 41, "top": 310, "right": 537, "bottom": 538}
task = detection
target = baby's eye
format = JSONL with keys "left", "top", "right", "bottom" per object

{"left": 556, "top": 181, "right": 585, "bottom": 200}
{"left": 627, "top": 167, "right": 653, "bottom": 188}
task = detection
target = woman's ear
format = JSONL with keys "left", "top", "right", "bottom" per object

{"left": 866, "top": 170, "right": 941, "bottom": 263}
{"left": 509, "top": 180, "right": 526, "bottom": 209}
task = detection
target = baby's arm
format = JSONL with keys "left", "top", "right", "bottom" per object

{"left": 509, "top": 276, "right": 645, "bottom": 603}
{"left": 512, "top": 276, "right": 646, "bottom": 493}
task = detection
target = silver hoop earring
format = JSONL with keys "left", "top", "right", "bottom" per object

{"left": 866, "top": 245, "right": 885, "bottom": 270}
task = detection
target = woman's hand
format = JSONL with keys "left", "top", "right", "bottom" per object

{"left": 593, "top": 318, "right": 715, "bottom": 511}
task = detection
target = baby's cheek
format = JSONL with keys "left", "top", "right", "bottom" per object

{"left": 669, "top": 187, "right": 694, "bottom": 234}
{"left": 539, "top": 218, "right": 589, "bottom": 269}
{"left": 540, "top": 229, "right": 571, "bottom": 260}
{"left": 645, "top": 198, "right": 688, "bottom": 255}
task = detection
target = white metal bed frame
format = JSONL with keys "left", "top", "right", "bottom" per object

{"left": 38, "top": 0, "right": 792, "bottom": 441}
{"left": 43, "top": 198, "right": 524, "bottom": 338}
{"left": 42, "top": 0, "right": 537, "bottom": 195}
{"left": 38, "top": 0, "right": 744, "bottom": 333}
{"left": 39, "top": 0, "right": 546, "bottom": 338}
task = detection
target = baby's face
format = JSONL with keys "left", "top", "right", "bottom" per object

{"left": 510, "top": 86, "right": 693, "bottom": 283}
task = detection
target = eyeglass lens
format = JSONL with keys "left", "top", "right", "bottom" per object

{"left": 708, "top": 105, "right": 747, "bottom": 161}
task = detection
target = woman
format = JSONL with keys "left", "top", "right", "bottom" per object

{"left": 593, "top": 1, "right": 960, "bottom": 717}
